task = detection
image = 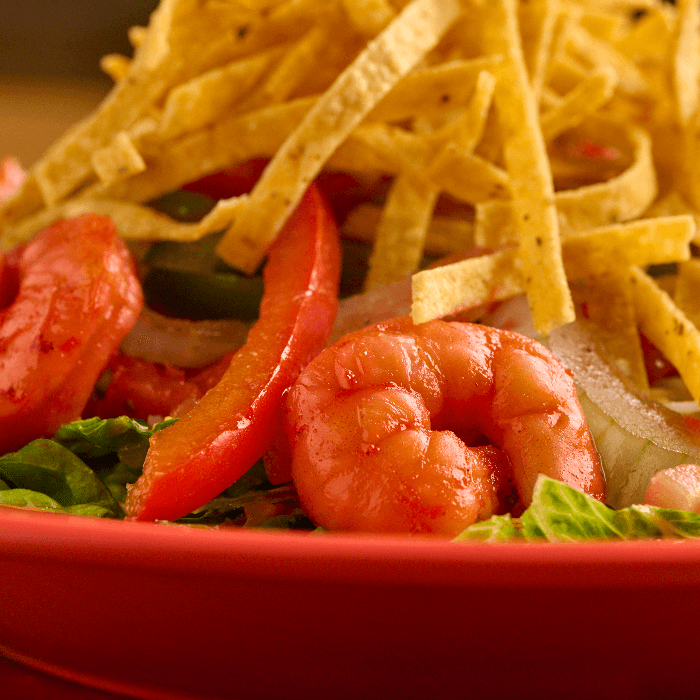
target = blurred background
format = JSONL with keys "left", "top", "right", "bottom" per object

{"left": 0, "top": 0, "right": 159, "bottom": 165}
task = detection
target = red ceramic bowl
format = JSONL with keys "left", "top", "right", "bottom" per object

{"left": 1, "top": 506, "right": 700, "bottom": 700}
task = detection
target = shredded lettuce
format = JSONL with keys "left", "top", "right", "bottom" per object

{"left": 455, "top": 475, "right": 700, "bottom": 542}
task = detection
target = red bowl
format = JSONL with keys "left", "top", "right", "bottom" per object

{"left": 1, "top": 506, "right": 699, "bottom": 700}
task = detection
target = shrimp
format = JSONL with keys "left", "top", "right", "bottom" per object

{"left": 284, "top": 316, "right": 605, "bottom": 536}
{"left": 0, "top": 214, "right": 142, "bottom": 453}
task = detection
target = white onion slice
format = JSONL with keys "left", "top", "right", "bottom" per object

{"left": 330, "top": 277, "right": 412, "bottom": 344}
{"left": 120, "top": 306, "right": 251, "bottom": 368}
{"left": 548, "top": 322, "right": 700, "bottom": 508}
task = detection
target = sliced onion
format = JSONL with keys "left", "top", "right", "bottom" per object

{"left": 330, "top": 277, "right": 412, "bottom": 344}
{"left": 548, "top": 321, "right": 700, "bottom": 508}
{"left": 120, "top": 306, "right": 251, "bottom": 368}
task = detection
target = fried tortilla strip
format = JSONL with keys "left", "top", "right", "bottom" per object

{"left": 341, "top": 0, "right": 395, "bottom": 36}
{"left": 348, "top": 123, "right": 435, "bottom": 171}
{"left": 348, "top": 119, "right": 510, "bottom": 205}
{"left": 433, "top": 69, "right": 496, "bottom": 153}
{"left": 236, "top": 24, "right": 334, "bottom": 113}
{"left": 1, "top": 197, "right": 248, "bottom": 250}
{"left": 475, "top": 120, "right": 656, "bottom": 246}
{"left": 482, "top": 0, "right": 574, "bottom": 335}
{"left": 518, "top": 0, "right": 559, "bottom": 101}
{"left": 540, "top": 66, "right": 618, "bottom": 142}
{"left": 629, "top": 266, "right": 700, "bottom": 405}
{"left": 411, "top": 69, "right": 497, "bottom": 153}
{"left": 564, "top": 22, "right": 648, "bottom": 95}
{"left": 216, "top": 0, "right": 462, "bottom": 273}
{"left": 674, "top": 259, "right": 700, "bottom": 330}
{"left": 158, "top": 46, "right": 286, "bottom": 140}
{"left": 100, "top": 53, "right": 132, "bottom": 82}
{"left": 644, "top": 192, "right": 700, "bottom": 243}
{"left": 616, "top": 5, "right": 675, "bottom": 63}
{"left": 572, "top": 0, "right": 655, "bottom": 10}
{"left": 412, "top": 248, "right": 524, "bottom": 324}
{"left": 427, "top": 146, "right": 510, "bottom": 204}
{"left": 92, "top": 131, "right": 147, "bottom": 185}
{"left": 562, "top": 215, "right": 694, "bottom": 279}
{"left": 127, "top": 25, "right": 148, "bottom": 49}
{"left": 342, "top": 204, "right": 475, "bottom": 255}
{"left": 364, "top": 170, "right": 439, "bottom": 290}
{"left": 412, "top": 215, "right": 693, "bottom": 324}
{"left": 673, "top": 0, "right": 700, "bottom": 126}
{"left": 82, "top": 97, "right": 316, "bottom": 206}
{"left": 368, "top": 57, "right": 501, "bottom": 124}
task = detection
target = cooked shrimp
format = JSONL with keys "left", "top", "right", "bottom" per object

{"left": 284, "top": 316, "right": 605, "bottom": 536}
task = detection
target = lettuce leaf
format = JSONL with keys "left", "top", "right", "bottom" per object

{"left": 0, "top": 415, "right": 300, "bottom": 526}
{"left": 456, "top": 475, "right": 700, "bottom": 542}
{"left": 53, "top": 415, "right": 175, "bottom": 464}
{"left": 0, "top": 488, "right": 112, "bottom": 517}
{"left": 0, "top": 416, "right": 177, "bottom": 517}
{"left": 53, "top": 416, "right": 177, "bottom": 502}
{"left": 453, "top": 514, "right": 523, "bottom": 542}
{"left": 0, "top": 439, "right": 122, "bottom": 517}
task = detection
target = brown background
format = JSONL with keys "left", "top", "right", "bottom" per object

{"left": 0, "top": 1, "right": 159, "bottom": 165}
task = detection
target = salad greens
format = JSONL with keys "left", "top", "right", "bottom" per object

{"left": 3, "top": 414, "right": 700, "bottom": 540}
{"left": 0, "top": 415, "right": 310, "bottom": 529}
{"left": 456, "top": 476, "right": 700, "bottom": 542}
{"left": 0, "top": 417, "right": 174, "bottom": 518}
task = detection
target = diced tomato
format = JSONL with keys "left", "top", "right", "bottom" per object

{"left": 640, "top": 332, "right": 678, "bottom": 385}
{"left": 84, "top": 353, "right": 203, "bottom": 421}
{"left": 565, "top": 140, "right": 622, "bottom": 161}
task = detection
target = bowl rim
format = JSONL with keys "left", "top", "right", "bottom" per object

{"left": 2, "top": 506, "right": 700, "bottom": 590}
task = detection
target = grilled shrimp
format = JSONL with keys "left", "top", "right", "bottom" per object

{"left": 285, "top": 316, "right": 604, "bottom": 536}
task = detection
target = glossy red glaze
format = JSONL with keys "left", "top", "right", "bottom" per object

{"left": 2, "top": 507, "right": 700, "bottom": 700}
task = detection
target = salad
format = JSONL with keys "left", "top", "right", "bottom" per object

{"left": 2, "top": 0, "right": 700, "bottom": 541}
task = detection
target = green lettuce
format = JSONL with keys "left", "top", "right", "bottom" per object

{"left": 0, "top": 439, "right": 122, "bottom": 517}
{"left": 455, "top": 475, "right": 700, "bottom": 542}
{"left": 0, "top": 415, "right": 304, "bottom": 526}
{"left": 0, "top": 416, "right": 176, "bottom": 518}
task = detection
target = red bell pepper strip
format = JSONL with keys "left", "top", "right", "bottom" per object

{"left": 125, "top": 183, "right": 341, "bottom": 521}
{"left": 0, "top": 214, "right": 143, "bottom": 453}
